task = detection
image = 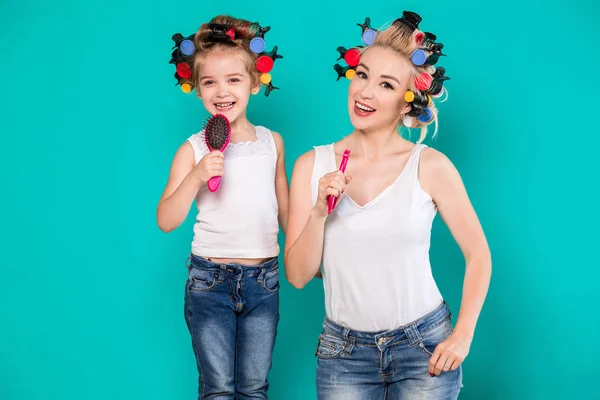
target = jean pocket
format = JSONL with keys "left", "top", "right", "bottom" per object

{"left": 315, "top": 334, "right": 352, "bottom": 360}
{"left": 188, "top": 268, "right": 217, "bottom": 292}
{"left": 417, "top": 318, "right": 453, "bottom": 357}
{"left": 260, "top": 267, "right": 280, "bottom": 293}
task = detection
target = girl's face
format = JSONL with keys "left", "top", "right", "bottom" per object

{"left": 348, "top": 46, "right": 412, "bottom": 132}
{"left": 197, "top": 49, "right": 259, "bottom": 124}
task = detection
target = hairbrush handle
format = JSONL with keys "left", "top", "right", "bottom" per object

{"left": 328, "top": 149, "right": 350, "bottom": 214}
{"left": 203, "top": 114, "right": 231, "bottom": 193}
{"left": 207, "top": 176, "right": 221, "bottom": 192}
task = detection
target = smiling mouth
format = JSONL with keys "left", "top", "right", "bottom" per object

{"left": 215, "top": 102, "right": 236, "bottom": 111}
{"left": 355, "top": 101, "right": 376, "bottom": 114}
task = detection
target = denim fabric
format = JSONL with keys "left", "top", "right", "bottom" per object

{"left": 184, "top": 255, "right": 280, "bottom": 399}
{"left": 316, "top": 301, "right": 463, "bottom": 399}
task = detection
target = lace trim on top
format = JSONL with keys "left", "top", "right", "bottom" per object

{"left": 189, "top": 126, "right": 273, "bottom": 159}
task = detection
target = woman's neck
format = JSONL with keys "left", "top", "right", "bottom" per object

{"left": 346, "top": 127, "right": 410, "bottom": 160}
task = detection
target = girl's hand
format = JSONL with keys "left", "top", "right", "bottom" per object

{"left": 195, "top": 151, "right": 224, "bottom": 186}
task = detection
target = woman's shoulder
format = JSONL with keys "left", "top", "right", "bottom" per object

{"left": 294, "top": 142, "right": 336, "bottom": 168}
{"left": 418, "top": 145, "right": 462, "bottom": 196}
{"left": 419, "top": 145, "right": 455, "bottom": 173}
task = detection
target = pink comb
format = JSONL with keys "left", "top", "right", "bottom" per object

{"left": 328, "top": 149, "right": 350, "bottom": 214}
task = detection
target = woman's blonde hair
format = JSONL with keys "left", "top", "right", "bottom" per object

{"left": 368, "top": 16, "right": 448, "bottom": 143}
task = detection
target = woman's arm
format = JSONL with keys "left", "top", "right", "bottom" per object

{"left": 420, "top": 148, "right": 492, "bottom": 376}
{"left": 284, "top": 151, "right": 349, "bottom": 288}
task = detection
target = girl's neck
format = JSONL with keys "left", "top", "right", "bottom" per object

{"left": 229, "top": 115, "right": 256, "bottom": 142}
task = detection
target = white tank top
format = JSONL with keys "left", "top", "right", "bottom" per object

{"left": 311, "top": 143, "right": 443, "bottom": 331}
{"left": 187, "top": 125, "right": 279, "bottom": 259}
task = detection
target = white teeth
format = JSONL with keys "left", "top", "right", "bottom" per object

{"left": 356, "top": 102, "right": 375, "bottom": 112}
{"left": 216, "top": 102, "right": 234, "bottom": 108}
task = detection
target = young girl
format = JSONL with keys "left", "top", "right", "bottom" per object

{"left": 285, "top": 12, "right": 491, "bottom": 399}
{"left": 157, "top": 15, "right": 288, "bottom": 400}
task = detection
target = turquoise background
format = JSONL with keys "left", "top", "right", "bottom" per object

{"left": 1, "top": 0, "right": 598, "bottom": 398}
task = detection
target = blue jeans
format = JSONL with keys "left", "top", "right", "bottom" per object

{"left": 316, "top": 301, "right": 463, "bottom": 399}
{"left": 184, "top": 255, "right": 280, "bottom": 400}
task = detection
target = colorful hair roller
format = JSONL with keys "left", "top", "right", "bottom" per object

{"left": 336, "top": 47, "right": 361, "bottom": 67}
{"left": 256, "top": 56, "right": 274, "bottom": 73}
{"left": 176, "top": 62, "right": 193, "bottom": 79}
{"left": 247, "top": 23, "right": 282, "bottom": 96}
{"left": 411, "top": 46, "right": 445, "bottom": 66}
{"left": 411, "top": 32, "right": 446, "bottom": 66}
{"left": 415, "top": 31, "right": 424, "bottom": 46}
{"left": 404, "top": 90, "right": 429, "bottom": 117}
{"left": 171, "top": 34, "right": 196, "bottom": 57}
{"left": 421, "top": 32, "right": 437, "bottom": 49}
{"left": 394, "top": 11, "right": 422, "bottom": 32}
{"left": 173, "top": 72, "right": 193, "bottom": 93}
{"left": 180, "top": 83, "right": 193, "bottom": 93}
{"left": 405, "top": 90, "right": 434, "bottom": 123}
{"left": 207, "top": 23, "right": 236, "bottom": 43}
{"left": 426, "top": 80, "right": 444, "bottom": 97}
{"left": 356, "top": 17, "right": 378, "bottom": 46}
{"left": 260, "top": 73, "right": 272, "bottom": 84}
{"left": 169, "top": 20, "right": 282, "bottom": 97}
{"left": 425, "top": 67, "right": 450, "bottom": 97}
{"left": 180, "top": 40, "right": 195, "bottom": 56}
{"left": 255, "top": 46, "right": 283, "bottom": 73}
{"left": 170, "top": 34, "right": 196, "bottom": 93}
{"left": 414, "top": 71, "right": 433, "bottom": 91}
{"left": 250, "top": 37, "right": 266, "bottom": 53}
{"left": 334, "top": 64, "right": 356, "bottom": 81}
{"left": 417, "top": 107, "right": 434, "bottom": 123}
{"left": 411, "top": 49, "right": 429, "bottom": 66}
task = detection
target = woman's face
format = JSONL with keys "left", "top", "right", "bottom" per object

{"left": 348, "top": 46, "right": 412, "bottom": 132}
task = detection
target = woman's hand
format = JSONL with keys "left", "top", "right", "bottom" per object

{"left": 428, "top": 332, "right": 472, "bottom": 376}
{"left": 312, "top": 171, "right": 352, "bottom": 217}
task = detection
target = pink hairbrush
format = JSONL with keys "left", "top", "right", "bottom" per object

{"left": 203, "top": 114, "right": 231, "bottom": 192}
{"left": 328, "top": 149, "right": 350, "bottom": 214}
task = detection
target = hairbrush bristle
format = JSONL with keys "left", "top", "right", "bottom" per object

{"left": 204, "top": 114, "right": 231, "bottom": 151}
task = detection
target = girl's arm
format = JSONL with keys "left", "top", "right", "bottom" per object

{"left": 156, "top": 143, "right": 223, "bottom": 232}
{"left": 272, "top": 132, "right": 289, "bottom": 232}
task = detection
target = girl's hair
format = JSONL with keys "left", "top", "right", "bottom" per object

{"left": 368, "top": 17, "right": 447, "bottom": 143}
{"left": 192, "top": 15, "right": 262, "bottom": 93}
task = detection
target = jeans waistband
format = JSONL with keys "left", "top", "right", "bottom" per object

{"left": 322, "top": 301, "right": 451, "bottom": 346}
{"left": 188, "top": 254, "right": 278, "bottom": 279}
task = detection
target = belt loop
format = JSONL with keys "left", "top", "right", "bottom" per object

{"left": 404, "top": 323, "right": 422, "bottom": 346}
{"left": 257, "top": 267, "right": 265, "bottom": 283}
{"left": 341, "top": 327, "right": 350, "bottom": 341}
{"left": 218, "top": 264, "right": 226, "bottom": 282}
